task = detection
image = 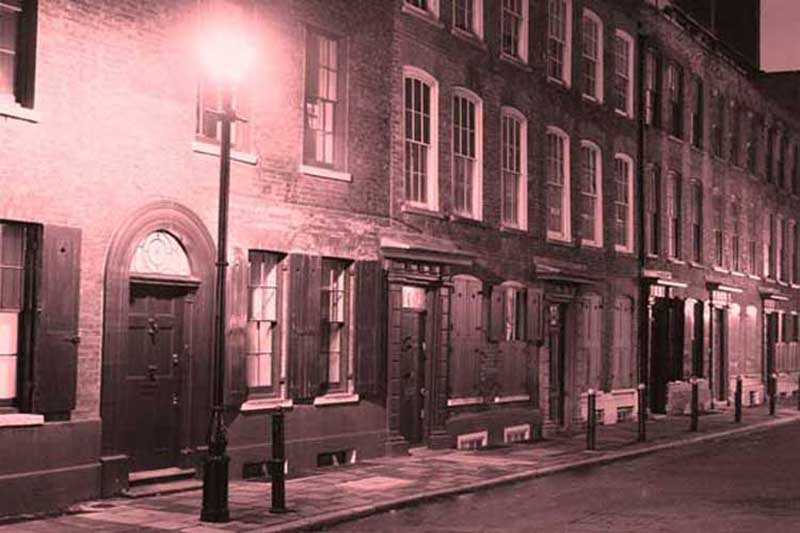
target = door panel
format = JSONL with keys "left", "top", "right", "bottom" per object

{"left": 548, "top": 304, "right": 566, "bottom": 425}
{"left": 713, "top": 308, "right": 727, "bottom": 401}
{"left": 399, "top": 309, "right": 426, "bottom": 445}
{"left": 123, "top": 284, "right": 186, "bottom": 471}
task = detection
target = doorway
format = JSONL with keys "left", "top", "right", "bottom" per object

{"left": 712, "top": 307, "right": 728, "bottom": 402}
{"left": 399, "top": 309, "right": 426, "bottom": 445}
{"left": 122, "top": 283, "right": 188, "bottom": 471}
{"left": 650, "top": 298, "right": 684, "bottom": 413}
{"left": 548, "top": 303, "right": 566, "bottom": 425}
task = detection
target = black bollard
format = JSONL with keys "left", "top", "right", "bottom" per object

{"left": 637, "top": 383, "right": 646, "bottom": 442}
{"left": 587, "top": 389, "right": 597, "bottom": 451}
{"left": 735, "top": 375, "right": 743, "bottom": 423}
{"left": 797, "top": 374, "right": 800, "bottom": 411}
{"left": 690, "top": 377, "right": 699, "bottom": 432}
{"left": 769, "top": 373, "right": 777, "bottom": 416}
{"left": 268, "top": 408, "right": 289, "bottom": 513}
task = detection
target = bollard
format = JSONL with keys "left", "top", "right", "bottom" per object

{"left": 797, "top": 374, "right": 800, "bottom": 411}
{"left": 586, "top": 389, "right": 597, "bottom": 451}
{"left": 735, "top": 375, "right": 743, "bottom": 423}
{"left": 769, "top": 373, "right": 777, "bottom": 416}
{"left": 690, "top": 377, "right": 699, "bottom": 432}
{"left": 637, "top": 383, "right": 646, "bottom": 442}
{"left": 268, "top": 408, "right": 289, "bottom": 514}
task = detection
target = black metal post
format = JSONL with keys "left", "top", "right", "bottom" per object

{"left": 690, "top": 377, "right": 699, "bottom": 432}
{"left": 796, "top": 374, "right": 800, "bottom": 411}
{"left": 769, "top": 372, "right": 777, "bottom": 416}
{"left": 201, "top": 86, "right": 234, "bottom": 523}
{"left": 587, "top": 390, "right": 597, "bottom": 451}
{"left": 735, "top": 375, "right": 742, "bottom": 423}
{"left": 269, "top": 408, "right": 289, "bottom": 513}
{"left": 637, "top": 383, "right": 646, "bottom": 442}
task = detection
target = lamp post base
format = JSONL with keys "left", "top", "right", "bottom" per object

{"left": 201, "top": 453, "right": 230, "bottom": 523}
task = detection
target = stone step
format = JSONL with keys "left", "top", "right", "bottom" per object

{"left": 122, "top": 478, "right": 203, "bottom": 499}
{"left": 129, "top": 466, "right": 196, "bottom": 487}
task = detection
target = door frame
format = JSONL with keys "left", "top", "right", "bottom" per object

{"left": 101, "top": 202, "right": 215, "bottom": 469}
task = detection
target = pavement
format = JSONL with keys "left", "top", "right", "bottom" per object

{"left": 3, "top": 404, "right": 800, "bottom": 532}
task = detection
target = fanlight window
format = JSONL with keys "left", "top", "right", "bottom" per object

{"left": 129, "top": 231, "right": 191, "bottom": 277}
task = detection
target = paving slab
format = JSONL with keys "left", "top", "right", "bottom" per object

{"left": 1, "top": 405, "right": 798, "bottom": 532}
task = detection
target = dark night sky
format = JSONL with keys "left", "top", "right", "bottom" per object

{"left": 761, "top": 0, "right": 800, "bottom": 71}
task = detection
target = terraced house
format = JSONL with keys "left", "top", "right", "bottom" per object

{"left": 0, "top": 0, "right": 797, "bottom": 520}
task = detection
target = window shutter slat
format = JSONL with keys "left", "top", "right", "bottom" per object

{"left": 526, "top": 287, "right": 543, "bottom": 345}
{"left": 489, "top": 285, "right": 504, "bottom": 342}
{"left": 287, "top": 253, "right": 322, "bottom": 400}
{"left": 224, "top": 247, "right": 248, "bottom": 406}
{"left": 14, "top": 0, "right": 37, "bottom": 108}
{"left": 355, "top": 260, "right": 386, "bottom": 400}
{"left": 32, "top": 225, "right": 80, "bottom": 420}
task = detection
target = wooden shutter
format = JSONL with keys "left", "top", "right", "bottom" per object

{"left": 526, "top": 287, "right": 543, "bottom": 345}
{"left": 355, "top": 260, "right": 386, "bottom": 399}
{"left": 32, "top": 225, "right": 80, "bottom": 420}
{"left": 488, "top": 284, "right": 504, "bottom": 342}
{"left": 287, "top": 253, "right": 321, "bottom": 400}
{"left": 728, "top": 305, "right": 741, "bottom": 378}
{"left": 224, "top": 247, "right": 248, "bottom": 406}
{"left": 14, "top": 0, "right": 37, "bottom": 108}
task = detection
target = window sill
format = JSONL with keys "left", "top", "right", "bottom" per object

{"left": 498, "top": 53, "right": 531, "bottom": 71}
{"left": 450, "top": 27, "right": 486, "bottom": 49}
{"left": 447, "top": 396, "right": 484, "bottom": 407}
{"left": 240, "top": 397, "right": 293, "bottom": 413}
{"left": 688, "top": 261, "right": 706, "bottom": 270}
{"left": 581, "top": 93, "right": 602, "bottom": 105}
{"left": 0, "top": 102, "right": 40, "bottom": 123}
{"left": 493, "top": 394, "right": 530, "bottom": 404}
{"left": 546, "top": 76, "right": 570, "bottom": 90}
{"left": 499, "top": 224, "right": 528, "bottom": 235}
{"left": 731, "top": 271, "right": 746, "bottom": 278}
{"left": 747, "top": 274, "right": 761, "bottom": 281}
{"left": 401, "top": 3, "right": 444, "bottom": 28}
{"left": 0, "top": 413, "right": 45, "bottom": 428}
{"left": 449, "top": 212, "right": 484, "bottom": 226}
{"left": 614, "top": 245, "right": 634, "bottom": 254}
{"left": 299, "top": 164, "right": 352, "bottom": 182}
{"left": 712, "top": 266, "right": 730, "bottom": 274}
{"left": 667, "top": 257, "right": 686, "bottom": 265}
{"left": 401, "top": 203, "right": 445, "bottom": 219}
{"left": 547, "top": 233, "right": 573, "bottom": 246}
{"left": 667, "top": 134, "right": 684, "bottom": 144}
{"left": 777, "top": 280, "right": 790, "bottom": 287}
{"left": 581, "top": 240, "right": 603, "bottom": 249}
{"left": 313, "top": 392, "right": 359, "bottom": 406}
{"left": 614, "top": 108, "right": 632, "bottom": 119}
{"left": 192, "top": 141, "right": 258, "bottom": 165}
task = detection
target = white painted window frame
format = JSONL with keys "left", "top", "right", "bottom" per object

{"left": 451, "top": 87, "right": 483, "bottom": 221}
{"left": 501, "top": 106, "right": 528, "bottom": 231}
{"left": 614, "top": 30, "right": 635, "bottom": 118}
{"left": 403, "top": 0, "right": 440, "bottom": 19}
{"left": 581, "top": 9, "right": 603, "bottom": 102}
{"left": 579, "top": 140, "right": 603, "bottom": 248}
{"left": 452, "top": 0, "right": 484, "bottom": 39}
{"left": 403, "top": 66, "right": 440, "bottom": 212}
{"left": 614, "top": 153, "right": 635, "bottom": 253}
{"left": 546, "top": 126, "right": 572, "bottom": 243}
{"left": 547, "top": 0, "right": 573, "bottom": 87}
{"left": 500, "top": 0, "right": 530, "bottom": 64}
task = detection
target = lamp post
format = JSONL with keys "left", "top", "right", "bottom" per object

{"left": 198, "top": 27, "right": 253, "bottom": 524}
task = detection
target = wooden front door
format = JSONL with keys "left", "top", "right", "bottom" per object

{"left": 765, "top": 312, "right": 778, "bottom": 380}
{"left": 650, "top": 298, "right": 685, "bottom": 413}
{"left": 713, "top": 307, "right": 728, "bottom": 402}
{"left": 123, "top": 283, "right": 187, "bottom": 471}
{"left": 399, "top": 309, "right": 426, "bottom": 445}
{"left": 548, "top": 303, "right": 566, "bottom": 425}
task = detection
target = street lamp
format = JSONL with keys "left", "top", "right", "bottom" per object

{"left": 198, "top": 26, "right": 254, "bottom": 524}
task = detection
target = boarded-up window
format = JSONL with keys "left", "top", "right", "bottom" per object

{"left": 450, "top": 276, "right": 482, "bottom": 398}
{"left": 612, "top": 296, "right": 634, "bottom": 389}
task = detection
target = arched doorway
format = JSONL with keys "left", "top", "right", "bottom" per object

{"left": 101, "top": 202, "right": 215, "bottom": 472}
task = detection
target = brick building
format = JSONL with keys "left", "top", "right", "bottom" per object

{"left": 0, "top": 0, "right": 797, "bottom": 519}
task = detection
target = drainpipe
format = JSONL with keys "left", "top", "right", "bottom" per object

{"left": 636, "top": 23, "right": 650, "bottom": 404}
